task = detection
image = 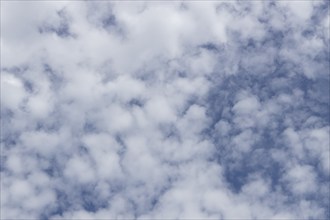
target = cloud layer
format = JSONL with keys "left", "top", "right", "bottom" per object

{"left": 1, "top": 1, "right": 329, "bottom": 219}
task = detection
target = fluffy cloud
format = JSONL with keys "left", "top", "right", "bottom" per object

{"left": 1, "top": 1, "right": 329, "bottom": 220}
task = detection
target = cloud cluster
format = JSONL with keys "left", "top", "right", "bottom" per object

{"left": 1, "top": 1, "right": 329, "bottom": 219}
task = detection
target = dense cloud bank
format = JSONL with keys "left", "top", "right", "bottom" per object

{"left": 1, "top": 1, "right": 329, "bottom": 219}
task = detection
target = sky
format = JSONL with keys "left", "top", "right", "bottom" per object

{"left": 0, "top": 0, "right": 329, "bottom": 219}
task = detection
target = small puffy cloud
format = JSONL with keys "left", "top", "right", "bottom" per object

{"left": 20, "top": 131, "right": 59, "bottom": 157}
{"left": 283, "top": 165, "right": 317, "bottom": 195}
{"left": 233, "top": 92, "right": 260, "bottom": 115}
{"left": 145, "top": 96, "right": 177, "bottom": 124}
{"left": 1, "top": 72, "right": 26, "bottom": 110}
{"left": 64, "top": 155, "right": 96, "bottom": 184}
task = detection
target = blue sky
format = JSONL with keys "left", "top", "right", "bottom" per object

{"left": 1, "top": 1, "right": 329, "bottom": 219}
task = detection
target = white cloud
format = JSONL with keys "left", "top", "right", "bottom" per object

{"left": 1, "top": 72, "right": 26, "bottom": 110}
{"left": 64, "top": 155, "right": 96, "bottom": 184}
{"left": 20, "top": 131, "right": 59, "bottom": 157}
{"left": 1, "top": 1, "right": 329, "bottom": 220}
{"left": 283, "top": 164, "right": 317, "bottom": 195}
{"left": 145, "top": 96, "right": 176, "bottom": 124}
